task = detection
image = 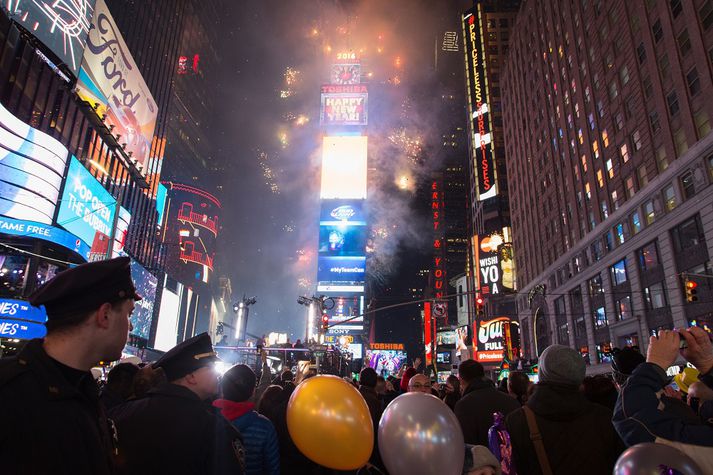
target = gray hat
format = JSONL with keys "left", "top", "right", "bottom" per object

{"left": 539, "top": 345, "right": 586, "bottom": 386}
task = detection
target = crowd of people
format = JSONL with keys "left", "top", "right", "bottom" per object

{"left": 1, "top": 257, "right": 713, "bottom": 474}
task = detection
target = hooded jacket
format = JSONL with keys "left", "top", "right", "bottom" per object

{"left": 454, "top": 379, "right": 520, "bottom": 446}
{"left": 506, "top": 382, "right": 623, "bottom": 475}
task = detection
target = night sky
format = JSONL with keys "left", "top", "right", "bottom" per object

{"left": 209, "top": 0, "right": 459, "bottom": 353}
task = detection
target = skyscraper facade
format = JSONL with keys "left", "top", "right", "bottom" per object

{"left": 502, "top": 0, "right": 713, "bottom": 369}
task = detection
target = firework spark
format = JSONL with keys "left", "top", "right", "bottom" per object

{"left": 257, "top": 149, "right": 280, "bottom": 194}
{"left": 284, "top": 67, "right": 300, "bottom": 86}
{"left": 388, "top": 128, "right": 423, "bottom": 163}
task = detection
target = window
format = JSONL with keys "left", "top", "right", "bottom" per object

{"left": 631, "top": 211, "right": 642, "bottom": 234}
{"left": 657, "top": 146, "right": 669, "bottom": 172}
{"left": 593, "top": 140, "right": 600, "bottom": 159}
{"left": 695, "top": 111, "right": 712, "bottom": 139}
{"left": 643, "top": 200, "right": 656, "bottom": 225}
{"left": 638, "top": 241, "right": 660, "bottom": 271}
{"left": 667, "top": 91, "right": 680, "bottom": 116}
{"left": 637, "top": 42, "right": 646, "bottom": 64}
{"left": 663, "top": 184, "right": 677, "bottom": 211}
{"left": 678, "top": 29, "right": 691, "bottom": 56}
{"left": 670, "top": 0, "right": 683, "bottom": 17}
{"left": 671, "top": 215, "right": 705, "bottom": 252}
{"left": 611, "top": 259, "right": 628, "bottom": 285}
{"left": 606, "top": 159, "right": 614, "bottom": 178}
{"left": 589, "top": 274, "right": 604, "bottom": 296}
{"left": 591, "top": 240, "right": 603, "bottom": 261}
{"left": 575, "top": 315, "right": 587, "bottom": 338}
{"left": 645, "top": 283, "right": 668, "bottom": 310}
{"left": 620, "top": 143, "right": 630, "bottom": 163}
{"left": 612, "top": 190, "right": 620, "bottom": 210}
{"left": 638, "top": 165, "right": 649, "bottom": 188}
{"left": 609, "top": 81, "right": 619, "bottom": 100}
{"left": 615, "top": 223, "right": 626, "bottom": 245}
{"left": 597, "top": 169, "right": 605, "bottom": 187}
{"left": 649, "top": 111, "right": 661, "bottom": 133}
{"left": 659, "top": 54, "right": 671, "bottom": 79}
{"left": 632, "top": 130, "right": 643, "bottom": 151}
{"left": 643, "top": 76, "right": 653, "bottom": 99}
{"left": 604, "top": 231, "right": 614, "bottom": 252}
{"left": 652, "top": 20, "right": 663, "bottom": 42}
{"left": 558, "top": 323, "right": 569, "bottom": 345}
{"left": 702, "top": 0, "right": 713, "bottom": 30}
{"left": 625, "top": 176, "right": 636, "bottom": 199}
{"left": 680, "top": 170, "right": 696, "bottom": 199}
{"left": 601, "top": 201, "right": 609, "bottom": 220}
{"left": 674, "top": 128, "right": 688, "bottom": 156}
{"left": 593, "top": 306, "right": 608, "bottom": 328}
{"left": 620, "top": 65, "right": 630, "bottom": 85}
{"left": 0, "top": 253, "right": 31, "bottom": 299}
{"left": 687, "top": 68, "right": 701, "bottom": 96}
{"left": 615, "top": 112, "right": 625, "bottom": 131}
{"left": 602, "top": 129, "right": 609, "bottom": 147}
{"left": 616, "top": 295, "right": 633, "bottom": 321}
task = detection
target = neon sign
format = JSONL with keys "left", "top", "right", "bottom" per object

{"left": 463, "top": 7, "right": 497, "bottom": 201}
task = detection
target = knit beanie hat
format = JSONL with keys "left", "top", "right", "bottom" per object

{"left": 463, "top": 445, "right": 502, "bottom": 475}
{"left": 538, "top": 345, "right": 586, "bottom": 386}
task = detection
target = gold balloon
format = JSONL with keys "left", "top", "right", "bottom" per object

{"left": 287, "top": 375, "right": 374, "bottom": 470}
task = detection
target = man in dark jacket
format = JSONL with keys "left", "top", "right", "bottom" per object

{"left": 215, "top": 364, "right": 280, "bottom": 475}
{"left": 506, "top": 345, "right": 623, "bottom": 474}
{"left": 455, "top": 359, "right": 519, "bottom": 446}
{"left": 111, "top": 333, "right": 245, "bottom": 474}
{"left": 0, "top": 257, "right": 139, "bottom": 474}
{"left": 359, "top": 367, "right": 385, "bottom": 471}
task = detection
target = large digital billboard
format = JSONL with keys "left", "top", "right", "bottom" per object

{"left": 367, "top": 349, "right": 407, "bottom": 375}
{"left": 3, "top": 0, "right": 95, "bottom": 76}
{"left": 320, "top": 136, "right": 367, "bottom": 200}
{"left": 330, "top": 63, "right": 361, "bottom": 85}
{"left": 476, "top": 316, "right": 509, "bottom": 363}
{"left": 320, "top": 88, "right": 368, "bottom": 126}
{"left": 0, "top": 102, "right": 68, "bottom": 224}
{"left": 0, "top": 216, "right": 90, "bottom": 260}
{"left": 318, "top": 225, "right": 367, "bottom": 257}
{"left": 76, "top": 0, "right": 157, "bottom": 176}
{"left": 154, "top": 286, "right": 180, "bottom": 352}
{"left": 476, "top": 229, "right": 515, "bottom": 295}
{"left": 57, "top": 156, "right": 116, "bottom": 248}
{"left": 319, "top": 199, "right": 366, "bottom": 225}
{"left": 317, "top": 256, "right": 365, "bottom": 292}
{"left": 463, "top": 7, "right": 497, "bottom": 201}
{"left": 129, "top": 260, "right": 157, "bottom": 341}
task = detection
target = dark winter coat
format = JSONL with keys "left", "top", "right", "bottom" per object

{"left": 110, "top": 383, "right": 245, "bottom": 475}
{"left": 506, "top": 382, "right": 624, "bottom": 475}
{"left": 454, "top": 378, "right": 520, "bottom": 446}
{"left": 359, "top": 385, "right": 385, "bottom": 470}
{"left": 0, "top": 339, "right": 116, "bottom": 475}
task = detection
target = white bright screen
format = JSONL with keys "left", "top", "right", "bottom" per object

{"left": 154, "top": 287, "right": 180, "bottom": 352}
{"left": 320, "top": 136, "right": 367, "bottom": 199}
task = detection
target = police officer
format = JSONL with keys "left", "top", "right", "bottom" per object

{"left": 0, "top": 256, "right": 140, "bottom": 474}
{"left": 111, "top": 333, "right": 245, "bottom": 474}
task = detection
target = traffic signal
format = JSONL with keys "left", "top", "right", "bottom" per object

{"left": 476, "top": 295, "right": 485, "bottom": 318}
{"left": 321, "top": 313, "right": 329, "bottom": 332}
{"left": 685, "top": 278, "right": 699, "bottom": 302}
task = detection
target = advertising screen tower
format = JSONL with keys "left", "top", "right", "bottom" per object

{"left": 314, "top": 52, "right": 369, "bottom": 358}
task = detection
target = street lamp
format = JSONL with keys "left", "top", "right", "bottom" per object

{"left": 233, "top": 295, "right": 257, "bottom": 340}
{"left": 297, "top": 295, "right": 334, "bottom": 342}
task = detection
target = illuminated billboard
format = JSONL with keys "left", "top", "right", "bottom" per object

{"left": 319, "top": 225, "right": 367, "bottom": 257}
{"left": 3, "top": 0, "right": 95, "bottom": 76}
{"left": 463, "top": 7, "right": 497, "bottom": 201}
{"left": 77, "top": 0, "right": 157, "bottom": 176}
{"left": 317, "top": 256, "right": 365, "bottom": 292}
{"left": 156, "top": 183, "right": 168, "bottom": 227}
{"left": 0, "top": 216, "right": 90, "bottom": 260}
{"left": 0, "top": 102, "right": 68, "bottom": 224}
{"left": 320, "top": 136, "right": 367, "bottom": 199}
{"left": 320, "top": 91, "right": 368, "bottom": 126}
{"left": 476, "top": 230, "right": 515, "bottom": 295}
{"left": 367, "top": 349, "right": 407, "bottom": 375}
{"left": 128, "top": 260, "right": 158, "bottom": 341}
{"left": 330, "top": 63, "right": 361, "bottom": 85}
{"left": 476, "top": 316, "right": 509, "bottom": 363}
{"left": 319, "top": 199, "right": 366, "bottom": 225}
{"left": 57, "top": 156, "right": 116, "bottom": 249}
{"left": 112, "top": 207, "right": 131, "bottom": 257}
{"left": 154, "top": 286, "right": 180, "bottom": 352}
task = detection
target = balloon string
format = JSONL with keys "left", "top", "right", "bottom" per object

{"left": 357, "top": 463, "right": 387, "bottom": 475}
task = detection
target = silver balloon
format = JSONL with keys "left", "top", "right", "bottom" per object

{"left": 614, "top": 443, "right": 704, "bottom": 475}
{"left": 378, "top": 392, "right": 465, "bottom": 475}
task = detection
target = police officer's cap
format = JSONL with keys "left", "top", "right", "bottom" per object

{"left": 28, "top": 256, "right": 141, "bottom": 321}
{"left": 153, "top": 333, "right": 219, "bottom": 381}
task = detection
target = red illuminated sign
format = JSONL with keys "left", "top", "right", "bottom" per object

{"left": 371, "top": 343, "right": 405, "bottom": 350}
{"left": 424, "top": 302, "right": 434, "bottom": 365}
{"left": 431, "top": 180, "right": 446, "bottom": 302}
{"left": 320, "top": 84, "right": 368, "bottom": 94}
{"left": 463, "top": 7, "right": 497, "bottom": 201}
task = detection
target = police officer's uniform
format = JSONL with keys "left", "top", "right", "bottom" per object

{"left": 110, "top": 333, "right": 245, "bottom": 474}
{"left": 0, "top": 257, "right": 140, "bottom": 474}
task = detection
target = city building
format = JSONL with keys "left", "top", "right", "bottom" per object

{"left": 461, "top": 0, "right": 521, "bottom": 369}
{"left": 0, "top": 0, "right": 181, "bottom": 347}
{"left": 502, "top": 0, "right": 713, "bottom": 371}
